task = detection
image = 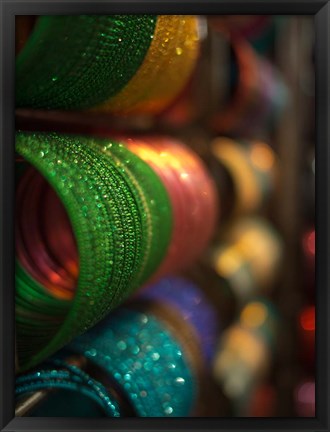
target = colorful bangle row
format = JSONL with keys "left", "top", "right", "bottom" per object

{"left": 15, "top": 132, "right": 172, "bottom": 371}
{"left": 16, "top": 15, "right": 199, "bottom": 114}
{"left": 93, "top": 16, "right": 200, "bottom": 115}
{"left": 125, "top": 137, "right": 218, "bottom": 280}
{"left": 16, "top": 274, "right": 213, "bottom": 417}
{"left": 16, "top": 15, "right": 156, "bottom": 109}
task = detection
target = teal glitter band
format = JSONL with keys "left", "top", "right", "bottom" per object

{"left": 16, "top": 132, "right": 172, "bottom": 371}
{"left": 16, "top": 15, "right": 157, "bottom": 109}
{"left": 66, "top": 307, "right": 197, "bottom": 417}
{"left": 15, "top": 359, "right": 121, "bottom": 417}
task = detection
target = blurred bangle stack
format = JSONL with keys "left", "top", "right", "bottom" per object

{"left": 15, "top": 14, "right": 315, "bottom": 417}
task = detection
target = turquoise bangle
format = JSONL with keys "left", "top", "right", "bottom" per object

{"left": 16, "top": 359, "right": 121, "bottom": 417}
{"left": 66, "top": 307, "right": 197, "bottom": 416}
{"left": 16, "top": 132, "right": 172, "bottom": 371}
{"left": 16, "top": 15, "right": 157, "bottom": 109}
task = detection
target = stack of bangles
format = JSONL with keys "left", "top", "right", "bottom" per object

{"left": 15, "top": 132, "right": 218, "bottom": 371}
{"left": 210, "top": 34, "right": 288, "bottom": 136}
{"left": 16, "top": 15, "right": 200, "bottom": 115}
{"left": 16, "top": 276, "right": 218, "bottom": 417}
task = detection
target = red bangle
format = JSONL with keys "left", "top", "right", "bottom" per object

{"left": 16, "top": 167, "right": 78, "bottom": 299}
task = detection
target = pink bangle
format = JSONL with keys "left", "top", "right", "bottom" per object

{"left": 126, "top": 137, "right": 219, "bottom": 282}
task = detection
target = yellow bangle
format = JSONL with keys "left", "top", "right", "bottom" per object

{"left": 212, "top": 138, "right": 261, "bottom": 216}
{"left": 93, "top": 15, "right": 200, "bottom": 115}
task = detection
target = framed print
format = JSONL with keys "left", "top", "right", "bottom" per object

{"left": 0, "top": 1, "right": 329, "bottom": 431}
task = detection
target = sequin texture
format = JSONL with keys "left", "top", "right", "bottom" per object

{"left": 15, "top": 132, "right": 172, "bottom": 371}
{"left": 139, "top": 276, "right": 220, "bottom": 364}
{"left": 95, "top": 16, "right": 200, "bottom": 114}
{"left": 16, "top": 16, "right": 156, "bottom": 109}
{"left": 66, "top": 308, "right": 197, "bottom": 416}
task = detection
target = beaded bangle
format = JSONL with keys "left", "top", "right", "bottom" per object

{"left": 15, "top": 359, "right": 121, "bottom": 417}
{"left": 66, "top": 307, "right": 197, "bottom": 417}
{"left": 16, "top": 132, "right": 172, "bottom": 371}
{"left": 126, "top": 137, "right": 218, "bottom": 279}
{"left": 138, "top": 276, "right": 220, "bottom": 365}
{"left": 93, "top": 16, "right": 200, "bottom": 115}
{"left": 16, "top": 16, "right": 157, "bottom": 109}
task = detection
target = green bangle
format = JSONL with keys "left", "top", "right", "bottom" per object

{"left": 16, "top": 15, "right": 156, "bottom": 109}
{"left": 16, "top": 132, "right": 172, "bottom": 371}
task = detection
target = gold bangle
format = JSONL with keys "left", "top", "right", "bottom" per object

{"left": 212, "top": 138, "right": 261, "bottom": 216}
{"left": 93, "top": 16, "right": 200, "bottom": 115}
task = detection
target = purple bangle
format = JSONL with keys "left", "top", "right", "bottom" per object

{"left": 138, "top": 276, "right": 220, "bottom": 365}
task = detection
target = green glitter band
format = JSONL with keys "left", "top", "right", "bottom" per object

{"left": 16, "top": 132, "right": 172, "bottom": 371}
{"left": 16, "top": 15, "right": 157, "bottom": 109}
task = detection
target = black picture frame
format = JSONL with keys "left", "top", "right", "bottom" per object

{"left": 1, "top": 1, "right": 329, "bottom": 431}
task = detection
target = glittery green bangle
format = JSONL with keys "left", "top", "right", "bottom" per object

{"left": 16, "top": 15, "right": 156, "bottom": 109}
{"left": 16, "top": 132, "right": 172, "bottom": 371}
{"left": 94, "top": 141, "right": 171, "bottom": 285}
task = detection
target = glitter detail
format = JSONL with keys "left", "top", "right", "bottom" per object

{"left": 15, "top": 359, "right": 121, "bottom": 417}
{"left": 139, "top": 276, "right": 220, "bottom": 364}
{"left": 126, "top": 137, "right": 218, "bottom": 279}
{"left": 16, "top": 16, "right": 156, "bottom": 109}
{"left": 15, "top": 132, "right": 172, "bottom": 371}
{"left": 67, "top": 308, "right": 197, "bottom": 416}
{"left": 94, "top": 16, "right": 200, "bottom": 114}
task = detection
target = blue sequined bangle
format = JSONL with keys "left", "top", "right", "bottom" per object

{"left": 66, "top": 308, "right": 197, "bottom": 417}
{"left": 15, "top": 359, "right": 121, "bottom": 417}
{"left": 138, "top": 276, "right": 220, "bottom": 365}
